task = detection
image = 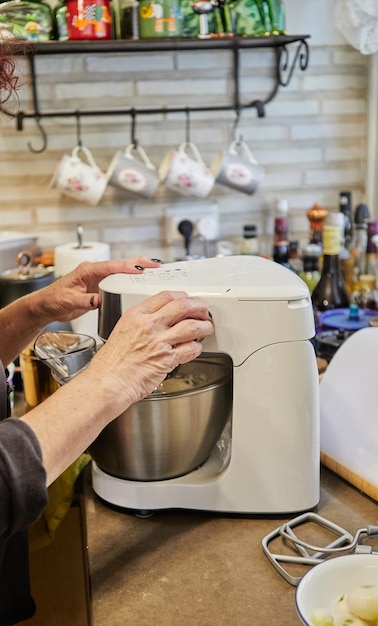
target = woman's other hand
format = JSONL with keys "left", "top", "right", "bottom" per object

{"left": 33, "top": 257, "right": 161, "bottom": 325}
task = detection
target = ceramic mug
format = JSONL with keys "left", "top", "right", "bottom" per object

{"left": 107, "top": 143, "right": 159, "bottom": 199}
{"left": 50, "top": 145, "right": 108, "bottom": 206}
{"left": 159, "top": 142, "right": 215, "bottom": 199}
{"left": 211, "top": 140, "right": 264, "bottom": 195}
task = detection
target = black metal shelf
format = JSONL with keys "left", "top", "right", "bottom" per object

{"left": 6, "top": 34, "right": 310, "bottom": 153}
{"left": 12, "top": 33, "right": 310, "bottom": 55}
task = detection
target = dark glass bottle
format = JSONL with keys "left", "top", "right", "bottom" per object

{"left": 353, "top": 203, "right": 370, "bottom": 278}
{"left": 365, "top": 220, "right": 378, "bottom": 280}
{"left": 299, "top": 244, "right": 321, "bottom": 294}
{"left": 273, "top": 242, "right": 291, "bottom": 269}
{"left": 339, "top": 190, "right": 353, "bottom": 251}
{"left": 288, "top": 240, "right": 303, "bottom": 273}
{"left": 311, "top": 224, "right": 350, "bottom": 315}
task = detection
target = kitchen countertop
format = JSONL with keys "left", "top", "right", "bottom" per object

{"left": 84, "top": 466, "right": 378, "bottom": 626}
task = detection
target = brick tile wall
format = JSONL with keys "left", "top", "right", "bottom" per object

{"left": 0, "top": 43, "right": 368, "bottom": 262}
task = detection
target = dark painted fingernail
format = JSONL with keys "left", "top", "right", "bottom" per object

{"left": 150, "top": 258, "right": 162, "bottom": 263}
{"left": 90, "top": 295, "right": 95, "bottom": 307}
{"left": 135, "top": 265, "right": 144, "bottom": 271}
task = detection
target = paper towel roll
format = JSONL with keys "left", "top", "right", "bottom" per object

{"left": 54, "top": 241, "right": 111, "bottom": 277}
{"left": 54, "top": 242, "right": 111, "bottom": 342}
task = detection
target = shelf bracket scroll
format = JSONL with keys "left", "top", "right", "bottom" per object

{"left": 277, "top": 38, "right": 310, "bottom": 87}
{"left": 248, "top": 38, "right": 309, "bottom": 118}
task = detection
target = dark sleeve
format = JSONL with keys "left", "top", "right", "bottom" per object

{"left": 0, "top": 418, "right": 47, "bottom": 539}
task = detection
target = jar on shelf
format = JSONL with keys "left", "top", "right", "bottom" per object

{"left": 112, "top": 0, "right": 139, "bottom": 38}
{"left": 65, "top": 0, "right": 112, "bottom": 40}
{"left": 0, "top": 0, "right": 54, "bottom": 41}
{"left": 138, "top": 0, "right": 182, "bottom": 38}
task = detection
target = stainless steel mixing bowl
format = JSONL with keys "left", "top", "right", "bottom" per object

{"left": 89, "top": 354, "right": 233, "bottom": 481}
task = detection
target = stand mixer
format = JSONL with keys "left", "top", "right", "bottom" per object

{"left": 93, "top": 255, "right": 320, "bottom": 514}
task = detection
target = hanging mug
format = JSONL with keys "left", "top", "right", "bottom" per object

{"left": 107, "top": 143, "right": 160, "bottom": 199}
{"left": 159, "top": 142, "right": 214, "bottom": 198}
{"left": 211, "top": 140, "right": 264, "bottom": 195}
{"left": 50, "top": 145, "right": 108, "bottom": 206}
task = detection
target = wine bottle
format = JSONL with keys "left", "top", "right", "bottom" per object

{"left": 352, "top": 203, "right": 370, "bottom": 279}
{"left": 311, "top": 224, "right": 350, "bottom": 316}
{"left": 273, "top": 242, "right": 290, "bottom": 268}
{"left": 273, "top": 198, "right": 289, "bottom": 245}
{"left": 339, "top": 190, "right": 353, "bottom": 251}
{"left": 365, "top": 220, "right": 378, "bottom": 281}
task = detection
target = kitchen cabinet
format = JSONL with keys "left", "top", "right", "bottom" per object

{"left": 25, "top": 495, "right": 91, "bottom": 626}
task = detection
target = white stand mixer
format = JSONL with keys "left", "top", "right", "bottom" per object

{"left": 93, "top": 256, "right": 320, "bottom": 514}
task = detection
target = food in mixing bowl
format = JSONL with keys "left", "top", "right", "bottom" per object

{"left": 310, "top": 585, "right": 378, "bottom": 625}
{"left": 151, "top": 372, "right": 213, "bottom": 395}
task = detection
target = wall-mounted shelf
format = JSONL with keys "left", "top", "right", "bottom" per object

{"left": 11, "top": 33, "right": 309, "bottom": 54}
{"left": 7, "top": 34, "right": 310, "bottom": 153}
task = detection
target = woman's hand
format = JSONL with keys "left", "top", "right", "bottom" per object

{"left": 0, "top": 257, "right": 161, "bottom": 366}
{"left": 32, "top": 256, "right": 161, "bottom": 325}
{"left": 21, "top": 290, "right": 213, "bottom": 486}
{"left": 89, "top": 290, "right": 214, "bottom": 410}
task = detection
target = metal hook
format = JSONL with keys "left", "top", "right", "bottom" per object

{"left": 130, "top": 108, "right": 137, "bottom": 148}
{"left": 251, "top": 99, "right": 266, "bottom": 118}
{"left": 185, "top": 107, "right": 191, "bottom": 144}
{"left": 27, "top": 116, "right": 47, "bottom": 154}
{"left": 75, "top": 110, "right": 83, "bottom": 147}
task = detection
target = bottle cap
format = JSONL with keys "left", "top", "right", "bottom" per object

{"left": 276, "top": 199, "right": 288, "bottom": 214}
{"left": 243, "top": 224, "right": 257, "bottom": 238}
{"left": 326, "top": 212, "right": 345, "bottom": 227}
{"left": 354, "top": 203, "right": 370, "bottom": 225}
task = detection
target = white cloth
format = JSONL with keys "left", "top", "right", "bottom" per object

{"left": 335, "top": 0, "right": 378, "bottom": 54}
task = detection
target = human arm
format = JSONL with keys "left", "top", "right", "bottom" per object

{"left": 0, "top": 419, "right": 47, "bottom": 537}
{"left": 0, "top": 256, "right": 160, "bottom": 366}
{"left": 20, "top": 290, "right": 214, "bottom": 486}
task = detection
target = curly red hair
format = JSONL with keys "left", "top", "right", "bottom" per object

{"left": 0, "top": 44, "right": 18, "bottom": 105}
